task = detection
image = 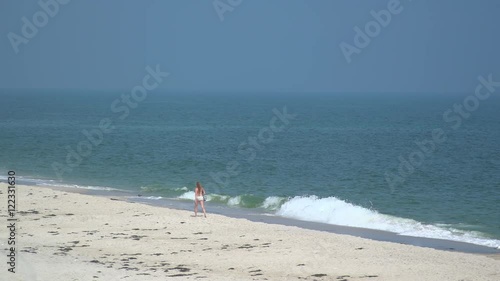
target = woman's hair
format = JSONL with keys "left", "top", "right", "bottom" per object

{"left": 196, "top": 182, "right": 201, "bottom": 188}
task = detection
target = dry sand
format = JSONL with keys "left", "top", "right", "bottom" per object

{"left": 1, "top": 183, "right": 499, "bottom": 281}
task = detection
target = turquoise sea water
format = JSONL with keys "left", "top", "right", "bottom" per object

{"left": 1, "top": 90, "right": 499, "bottom": 248}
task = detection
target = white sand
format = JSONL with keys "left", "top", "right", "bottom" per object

{"left": 1, "top": 183, "right": 499, "bottom": 281}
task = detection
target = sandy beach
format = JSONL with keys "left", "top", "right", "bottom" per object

{"left": 1, "top": 183, "right": 499, "bottom": 281}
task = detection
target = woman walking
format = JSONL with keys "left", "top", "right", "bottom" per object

{"left": 194, "top": 182, "right": 207, "bottom": 218}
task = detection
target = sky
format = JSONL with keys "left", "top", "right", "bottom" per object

{"left": 1, "top": 0, "right": 499, "bottom": 93}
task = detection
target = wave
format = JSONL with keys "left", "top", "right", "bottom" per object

{"left": 139, "top": 184, "right": 191, "bottom": 198}
{"left": 140, "top": 185, "right": 188, "bottom": 193}
{"left": 37, "top": 182, "right": 121, "bottom": 191}
{"left": 0, "top": 175, "right": 121, "bottom": 192}
{"left": 175, "top": 191, "right": 285, "bottom": 209}
{"left": 170, "top": 192, "right": 500, "bottom": 248}
{"left": 275, "top": 195, "right": 500, "bottom": 249}
{"left": 134, "top": 196, "right": 163, "bottom": 200}
{"left": 5, "top": 175, "right": 498, "bottom": 249}
{"left": 178, "top": 191, "right": 196, "bottom": 200}
{"left": 261, "top": 196, "right": 288, "bottom": 210}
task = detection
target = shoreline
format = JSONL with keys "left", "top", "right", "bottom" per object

{"left": 128, "top": 196, "right": 500, "bottom": 255}
{"left": 1, "top": 183, "right": 500, "bottom": 280}
{"left": 6, "top": 179, "right": 500, "bottom": 254}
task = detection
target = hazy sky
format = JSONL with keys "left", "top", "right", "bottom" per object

{"left": 1, "top": 0, "right": 499, "bottom": 93}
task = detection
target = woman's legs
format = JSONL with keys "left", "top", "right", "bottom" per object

{"left": 194, "top": 200, "right": 198, "bottom": 216}
{"left": 200, "top": 200, "right": 207, "bottom": 218}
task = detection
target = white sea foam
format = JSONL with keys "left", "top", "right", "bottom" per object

{"left": 177, "top": 191, "right": 231, "bottom": 202}
{"left": 261, "top": 196, "right": 286, "bottom": 210}
{"left": 205, "top": 194, "right": 228, "bottom": 202}
{"left": 141, "top": 196, "right": 163, "bottom": 200}
{"left": 275, "top": 195, "right": 500, "bottom": 249}
{"left": 140, "top": 185, "right": 189, "bottom": 194}
{"left": 37, "top": 182, "right": 120, "bottom": 191}
{"left": 178, "top": 191, "right": 195, "bottom": 200}
{"left": 0, "top": 175, "right": 121, "bottom": 192}
{"left": 36, "top": 181, "right": 120, "bottom": 191}
{"left": 227, "top": 196, "right": 242, "bottom": 206}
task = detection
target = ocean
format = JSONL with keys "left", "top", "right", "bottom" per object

{"left": 1, "top": 90, "right": 499, "bottom": 249}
